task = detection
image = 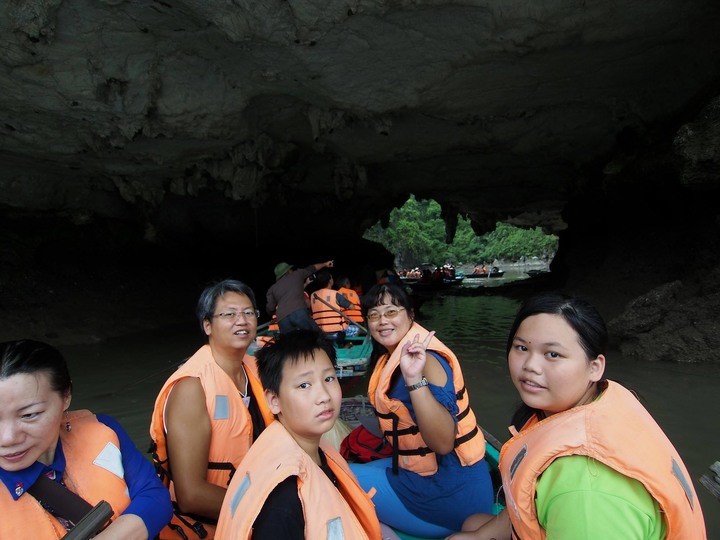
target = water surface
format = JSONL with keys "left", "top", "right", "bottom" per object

{"left": 66, "top": 294, "right": 720, "bottom": 536}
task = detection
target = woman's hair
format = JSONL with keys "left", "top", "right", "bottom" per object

{"left": 507, "top": 292, "right": 608, "bottom": 428}
{"left": 360, "top": 282, "right": 414, "bottom": 319}
{"left": 196, "top": 279, "right": 257, "bottom": 332}
{"left": 361, "top": 282, "right": 416, "bottom": 365}
{"left": 0, "top": 340, "right": 73, "bottom": 397}
{"left": 256, "top": 330, "right": 337, "bottom": 395}
{"left": 506, "top": 292, "right": 608, "bottom": 359}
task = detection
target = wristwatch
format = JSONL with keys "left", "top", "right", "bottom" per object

{"left": 405, "top": 376, "right": 429, "bottom": 392}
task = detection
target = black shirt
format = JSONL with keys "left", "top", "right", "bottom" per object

{"left": 251, "top": 448, "right": 338, "bottom": 539}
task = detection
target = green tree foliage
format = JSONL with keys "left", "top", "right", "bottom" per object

{"left": 363, "top": 195, "right": 557, "bottom": 267}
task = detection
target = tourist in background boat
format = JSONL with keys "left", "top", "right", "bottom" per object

{"left": 0, "top": 339, "right": 172, "bottom": 539}
{"left": 309, "top": 269, "right": 360, "bottom": 338}
{"left": 267, "top": 273, "right": 316, "bottom": 333}
{"left": 266, "top": 260, "right": 334, "bottom": 333}
{"left": 348, "top": 282, "right": 494, "bottom": 538}
{"left": 335, "top": 274, "right": 365, "bottom": 327}
{"left": 216, "top": 330, "right": 384, "bottom": 540}
{"left": 149, "top": 279, "right": 275, "bottom": 539}
{"left": 450, "top": 292, "right": 707, "bottom": 540}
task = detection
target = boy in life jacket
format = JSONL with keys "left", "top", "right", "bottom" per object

{"left": 215, "top": 330, "right": 383, "bottom": 540}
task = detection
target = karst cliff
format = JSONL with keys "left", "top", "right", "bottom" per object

{"left": 1, "top": 0, "right": 719, "bottom": 360}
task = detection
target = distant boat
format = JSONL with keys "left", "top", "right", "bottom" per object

{"left": 405, "top": 276, "right": 464, "bottom": 292}
{"left": 466, "top": 267, "right": 505, "bottom": 279}
{"left": 400, "top": 263, "right": 463, "bottom": 291}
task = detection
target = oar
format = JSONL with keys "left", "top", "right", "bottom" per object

{"left": 257, "top": 319, "right": 276, "bottom": 332}
{"left": 480, "top": 425, "right": 504, "bottom": 452}
{"left": 257, "top": 312, "right": 289, "bottom": 332}
{"left": 311, "top": 293, "right": 369, "bottom": 335}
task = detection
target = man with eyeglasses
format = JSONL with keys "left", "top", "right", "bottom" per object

{"left": 266, "top": 259, "right": 335, "bottom": 334}
{"left": 149, "top": 279, "right": 276, "bottom": 539}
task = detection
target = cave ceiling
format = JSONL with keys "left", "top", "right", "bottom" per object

{"left": 1, "top": 0, "right": 720, "bottom": 257}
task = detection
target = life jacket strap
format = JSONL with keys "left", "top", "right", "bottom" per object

{"left": 148, "top": 441, "right": 172, "bottom": 487}
{"left": 207, "top": 461, "right": 236, "bottom": 485}
{"left": 454, "top": 425, "right": 479, "bottom": 448}
{"left": 456, "top": 403, "right": 471, "bottom": 421}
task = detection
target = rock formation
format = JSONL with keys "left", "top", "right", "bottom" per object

{"left": 1, "top": 0, "right": 719, "bottom": 359}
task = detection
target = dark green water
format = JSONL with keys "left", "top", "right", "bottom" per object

{"left": 66, "top": 294, "right": 720, "bottom": 536}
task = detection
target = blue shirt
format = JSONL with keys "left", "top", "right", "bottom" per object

{"left": 0, "top": 414, "right": 172, "bottom": 538}
{"left": 384, "top": 352, "right": 494, "bottom": 530}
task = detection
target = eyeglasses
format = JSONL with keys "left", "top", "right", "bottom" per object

{"left": 366, "top": 307, "right": 406, "bottom": 322}
{"left": 213, "top": 309, "right": 260, "bottom": 321}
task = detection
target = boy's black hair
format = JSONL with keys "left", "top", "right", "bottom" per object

{"left": 256, "top": 330, "right": 337, "bottom": 395}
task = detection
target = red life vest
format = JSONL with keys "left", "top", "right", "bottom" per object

{"left": 500, "top": 380, "right": 707, "bottom": 540}
{"left": 340, "top": 424, "right": 394, "bottom": 463}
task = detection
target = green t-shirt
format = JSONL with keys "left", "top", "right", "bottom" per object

{"left": 535, "top": 455, "right": 667, "bottom": 539}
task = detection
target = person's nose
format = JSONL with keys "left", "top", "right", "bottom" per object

{"left": 317, "top": 382, "right": 332, "bottom": 404}
{"left": 0, "top": 421, "right": 21, "bottom": 446}
{"left": 522, "top": 352, "right": 543, "bottom": 374}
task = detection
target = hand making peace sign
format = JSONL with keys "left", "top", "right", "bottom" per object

{"left": 399, "top": 330, "right": 436, "bottom": 385}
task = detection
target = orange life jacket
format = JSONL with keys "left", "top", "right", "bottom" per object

{"left": 338, "top": 287, "right": 364, "bottom": 324}
{"left": 0, "top": 410, "right": 132, "bottom": 539}
{"left": 216, "top": 421, "right": 381, "bottom": 540}
{"left": 149, "top": 345, "right": 274, "bottom": 539}
{"left": 367, "top": 323, "right": 486, "bottom": 476}
{"left": 268, "top": 314, "right": 279, "bottom": 333}
{"left": 311, "top": 289, "right": 348, "bottom": 332}
{"left": 500, "top": 380, "right": 707, "bottom": 540}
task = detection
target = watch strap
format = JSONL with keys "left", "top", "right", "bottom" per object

{"left": 405, "top": 376, "right": 429, "bottom": 392}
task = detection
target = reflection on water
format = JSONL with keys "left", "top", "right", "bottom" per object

{"left": 415, "top": 295, "right": 521, "bottom": 441}
{"left": 66, "top": 295, "right": 719, "bottom": 536}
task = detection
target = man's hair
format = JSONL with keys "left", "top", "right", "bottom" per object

{"left": 313, "top": 269, "right": 333, "bottom": 289}
{"left": 256, "top": 330, "right": 337, "bottom": 394}
{"left": 196, "top": 279, "right": 257, "bottom": 332}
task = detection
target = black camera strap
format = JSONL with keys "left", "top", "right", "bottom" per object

{"left": 27, "top": 474, "right": 94, "bottom": 525}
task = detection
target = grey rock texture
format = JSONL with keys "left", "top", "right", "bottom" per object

{"left": 1, "top": 0, "right": 719, "bottom": 358}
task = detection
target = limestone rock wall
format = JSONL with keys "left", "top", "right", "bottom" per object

{"left": 1, "top": 0, "right": 720, "bottom": 359}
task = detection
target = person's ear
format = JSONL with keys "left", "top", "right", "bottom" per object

{"left": 589, "top": 354, "right": 606, "bottom": 382}
{"left": 202, "top": 318, "right": 212, "bottom": 337}
{"left": 265, "top": 389, "right": 281, "bottom": 415}
{"left": 63, "top": 392, "right": 72, "bottom": 411}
